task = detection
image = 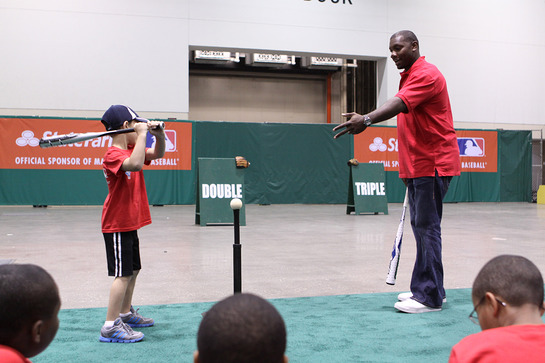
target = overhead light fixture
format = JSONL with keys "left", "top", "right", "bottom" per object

{"left": 248, "top": 53, "right": 296, "bottom": 67}
{"left": 192, "top": 50, "right": 240, "bottom": 64}
{"left": 302, "top": 57, "right": 343, "bottom": 69}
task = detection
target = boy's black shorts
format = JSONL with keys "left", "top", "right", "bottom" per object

{"left": 103, "top": 231, "right": 142, "bottom": 277}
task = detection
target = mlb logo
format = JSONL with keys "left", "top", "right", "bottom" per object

{"left": 458, "top": 137, "right": 485, "bottom": 157}
{"left": 147, "top": 129, "right": 177, "bottom": 152}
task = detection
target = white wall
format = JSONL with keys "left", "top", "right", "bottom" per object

{"left": 187, "top": 0, "right": 387, "bottom": 57}
{"left": 385, "top": 0, "right": 545, "bottom": 127}
{"left": 0, "top": 0, "right": 189, "bottom": 116}
{"left": 1, "top": 0, "right": 544, "bottom": 128}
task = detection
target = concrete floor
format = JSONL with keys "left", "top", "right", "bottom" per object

{"left": 1, "top": 202, "right": 544, "bottom": 310}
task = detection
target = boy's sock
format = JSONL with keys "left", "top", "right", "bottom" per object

{"left": 103, "top": 320, "right": 115, "bottom": 328}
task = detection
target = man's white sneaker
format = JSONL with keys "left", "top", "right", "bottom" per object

{"left": 394, "top": 298, "right": 442, "bottom": 313}
{"left": 397, "top": 292, "right": 447, "bottom": 303}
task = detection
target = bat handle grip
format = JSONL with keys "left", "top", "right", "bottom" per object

{"left": 150, "top": 121, "right": 165, "bottom": 130}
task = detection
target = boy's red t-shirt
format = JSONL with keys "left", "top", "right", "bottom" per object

{"left": 0, "top": 345, "right": 32, "bottom": 363}
{"left": 101, "top": 146, "right": 151, "bottom": 233}
{"left": 449, "top": 324, "right": 545, "bottom": 363}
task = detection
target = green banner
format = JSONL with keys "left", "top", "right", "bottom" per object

{"left": 0, "top": 118, "right": 532, "bottom": 205}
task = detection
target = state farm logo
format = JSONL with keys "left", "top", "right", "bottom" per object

{"left": 16, "top": 130, "right": 40, "bottom": 147}
{"left": 146, "top": 130, "right": 177, "bottom": 152}
{"left": 369, "top": 137, "right": 397, "bottom": 152}
{"left": 458, "top": 138, "right": 485, "bottom": 157}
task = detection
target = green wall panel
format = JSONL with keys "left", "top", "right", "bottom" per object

{"left": 0, "top": 170, "right": 107, "bottom": 205}
{"left": 194, "top": 121, "right": 351, "bottom": 205}
{"left": 499, "top": 130, "right": 532, "bottom": 202}
{"left": 0, "top": 170, "right": 194, "bottom": 205}
{"left": 0, "top": 119, "right": 532, "bottom": 205}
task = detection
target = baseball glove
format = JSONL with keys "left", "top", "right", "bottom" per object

{"left": 235, "top": 156, "right": 250, "bottom": 168}
{"left": 347, "top": 158, "right": 359, "bottom": 166}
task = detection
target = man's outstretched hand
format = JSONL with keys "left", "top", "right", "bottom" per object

{"left": 333, "top": 112, "right": 368, "bottom": 139}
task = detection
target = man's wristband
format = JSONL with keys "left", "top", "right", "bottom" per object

{"left": 363, "top": 115, "right": 372, "bottom": 127}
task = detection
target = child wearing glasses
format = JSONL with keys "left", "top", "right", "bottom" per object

{"left": 449, "top": 255, "right": 545, "bottom": 362}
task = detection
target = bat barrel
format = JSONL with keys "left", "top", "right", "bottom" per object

{"left": 38, "top": 128, "right": 136, "bottom": 148}
{"left": 39, "top": 133, "right": 78, "bottom": 148}
{"left": 385, "top": 188, "right": 409, "bottom": 286}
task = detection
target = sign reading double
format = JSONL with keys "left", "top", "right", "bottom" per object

{"left": 196, "top": 158, "right": 247, "bottom": 226}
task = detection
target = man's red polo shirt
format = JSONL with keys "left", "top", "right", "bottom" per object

{"left": 395, "top": 56, "right": 461, "bottom": 178}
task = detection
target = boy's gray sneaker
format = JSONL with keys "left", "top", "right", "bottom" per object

{"left": 120, "top": 306, "right": 155, "bottom": 328}
{"left": 99, "top": 318, "right": 144, "bottom": 343}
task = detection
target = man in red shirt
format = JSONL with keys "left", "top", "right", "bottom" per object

{"left": 449, "top": 255, "right": 545, "bottom": 362}
{"left": 99, "top": 105, "right": 165, "bottom": 342}
{"left": 334, "top": 30, "right": 461, "bottom": 313}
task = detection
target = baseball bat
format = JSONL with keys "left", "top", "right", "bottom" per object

{"left": 386, "top": 188, "right": 409, "bottom": 285}
{"left": 39, "top": 122, "right": 164, "bottom": 148}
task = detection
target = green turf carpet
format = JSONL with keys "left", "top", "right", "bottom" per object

{"left": 33, "top": 289, "right": 484, "bottom": 363}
